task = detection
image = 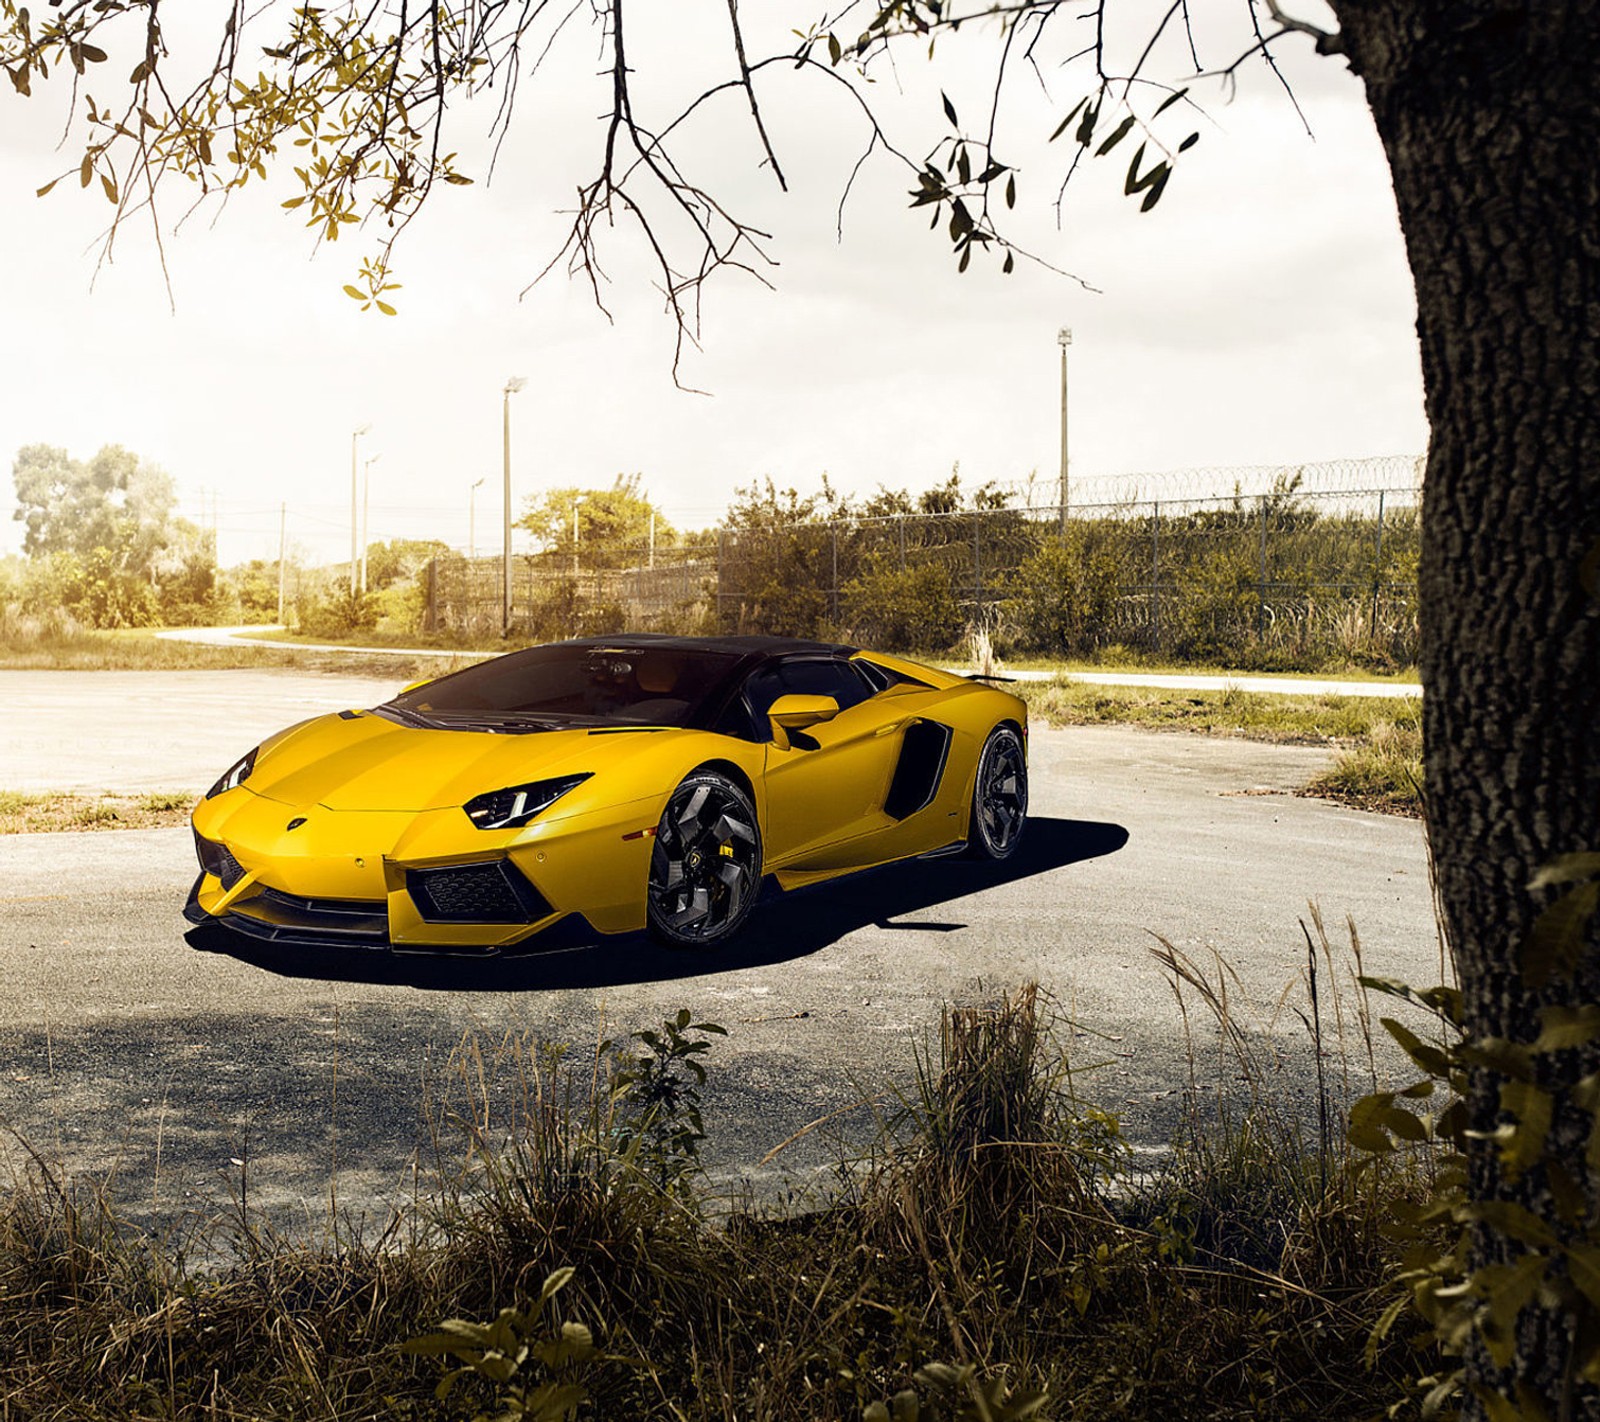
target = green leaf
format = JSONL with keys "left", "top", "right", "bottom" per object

{"left": 1498, "top": 1080, "right": 1553, "bottom": 1177}
{"left": 827, "top": 32, "right": 841, "bottom": 65}
{"left": 1472, "top": 1200, "right": 1560, "bottom": 1247}
{"left": 941, "top": 91, "right": 958, "bottom": 127}
{"left": 1532, "top": 1003, "right": 1600, "bottom": 1053}
{"left": 1049, "top": 98, "right": 1088, "bottom": 142}
{"left": 1002, "top": 251, "right": 1014, "bottom": 274}
{"left": 1523, "top": 880, "right": 1599, "bottom": 987}
{"left": 1179, "top": 132, "right": 1200, "bottom": 152}
{"left": 1075, "top": 101, "right": 1098, "bottom": 147}
{"left": 1005, "top": 172, "right": 1016, "bottom": 209}
{"left": 1528, "top": 852, "right": 1600, "bottom": 890}
{"left": 1096, "top": 114, "right": 1137, "bottom": 156}
{"left": 81, "top": 43, "right": 107, "bottom": 63}
{"left": 1569, "top": 1245, "right": 1600, "bottom": 1309}
{"left": 1154, "top": 87, "right": 1190, "bottom": 117}
{"left": 1381, "top": 1017, "right": 1453, "bottom": 1077}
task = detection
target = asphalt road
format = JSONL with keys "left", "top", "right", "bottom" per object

{"left": 0, "top": 670, "right": 1441, "bottom": 1235}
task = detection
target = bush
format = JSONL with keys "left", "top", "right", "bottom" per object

{"left": 1009, "top": 527, "right": 1126, "bottom": 656}
{"left": 842, "top": 560, "right": 964, "bottom": 652}
{"left": 297, "top": 586, "right": 377, "bottom": 637}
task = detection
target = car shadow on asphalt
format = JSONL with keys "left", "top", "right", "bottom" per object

{"left": 184, "top": 814, "right": 1128, "bottom": 992}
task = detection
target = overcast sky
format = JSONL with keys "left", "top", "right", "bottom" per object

{"left": 0, "top": 1, "right": 1425, "bottom": 567}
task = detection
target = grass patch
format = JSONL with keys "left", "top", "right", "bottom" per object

{"left": 0, "top": 790, "right": 197, "bottom": 834}
{"left": 1017, "top": 679, "right": 1425, "bottom": 816}
{"left": 0, "top": 982, "right": 1436, "bottom": 1420}
{"left": 0, "top": 626, "right": 472, "bottom": 680}
{"left": 1303, "top": 720, "right": 1425, "bottom": 817}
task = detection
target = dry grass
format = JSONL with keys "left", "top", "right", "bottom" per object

{"left": 0, "top": 622, "right": 469, "bottom": 679}
{"left": 1303, "top": 719, "right": 1425, "bottom": 818}
{"left": 0, "top": 979, "right": 1436, "bottom": 1420}
{"left": 1019, "top": 679, "right": 1425, "bottom": 816}
{"left": 0, "top": 789, "right": 194, "bottom": 834}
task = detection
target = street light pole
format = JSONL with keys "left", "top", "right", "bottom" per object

{"left": 350, "top": 422, "right": 371, "bottom": 595}
{"left": 360, "top": 452, "right": 381, "bottom": 594}
{"left": 572, "top": 495, "right": 587, "bottom": 578}
{"left": 469, "top": 477, "right": 485, "bottom": 560}
{"left": 1057, "top": 327, "right": 1072, "bottom": 535}
{"left": 502, "top": 376, "right": 527, "bottom": 635}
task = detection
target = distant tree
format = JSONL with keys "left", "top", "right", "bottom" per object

{"left": 717, "top": 477, "right": 853, "bottom": 638}
{"left": 364, "top": 537, "right": 450, "bottom": 590}
{"left": 517, "top": 475, "right": 676, "bottom": 571}
{"left": 12, "top": 444, "right": 176, "bottom": 576}
{"left": 11, "top": 443, "right": 185, "bottom": 627}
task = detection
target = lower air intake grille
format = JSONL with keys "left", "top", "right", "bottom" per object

{"left": 194, "top": 831, "right": 246, "bottom": 890}
{"left": 407, "top": 861, "right": 551, "bottom": 924}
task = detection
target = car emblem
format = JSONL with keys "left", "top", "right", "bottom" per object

{"left": 286, "top": 817, "right": 308, "bottom": 831}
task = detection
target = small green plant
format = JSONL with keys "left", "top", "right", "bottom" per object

{"left": 404, "top": 1266, "right": 616, "bottom": 1420}
{"left": 609, "top": 1009, "right": 728, "bottom": 1192}
{"left": 863, "top": 1361, "right": 1048, "bottom": 1421}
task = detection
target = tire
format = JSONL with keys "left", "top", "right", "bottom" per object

{"left": 965, "top": 725, "right": 1028, "bottom": 860}
{"left": 646, "top": 771, "right": 763, "bottom": 947}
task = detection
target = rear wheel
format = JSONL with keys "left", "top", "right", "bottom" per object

{"left": 965, "top": 725, "right": 1027, "bottom": 859}
{"left": 647, "top": 771, "right": 762, "bottom": 947}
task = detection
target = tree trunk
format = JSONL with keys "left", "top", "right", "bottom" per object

{"left": 1331, "top": 2, "right": 1600, "bottom": 1413}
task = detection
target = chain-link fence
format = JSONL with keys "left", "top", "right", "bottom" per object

{"left": 426, "top": 469, "right": 1422, "bottom": 668}
{"left": 423, "top": 544, "right": 715, "bottom": 641}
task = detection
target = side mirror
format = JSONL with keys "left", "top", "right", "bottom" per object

{"left": 767, "top": 693, "right": 839, "bottom": 750}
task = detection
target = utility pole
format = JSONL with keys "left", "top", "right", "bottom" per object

{"left": 360, "top": 452, "right": 381, "bottom": 594}
{"left": 349, "top": 423, "right": 371, "bottom": 595}
{"left": 502, "top": 377, "right": 527, "bottom": 634}
{"left": 277, "top": 502, "right": 287, "bottom": 623}
{"left": 1057, "top": 327, "right": 1072, "bottom": 535}
{"left": 469, "top": 476, "right": 485, "bottom": 560}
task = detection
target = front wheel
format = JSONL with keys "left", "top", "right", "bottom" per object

{"left": 647, "top": 771, "right": 762, "bottom": 947}
{"left": 965, "top": 725, "right": 1027, "bottom": 860}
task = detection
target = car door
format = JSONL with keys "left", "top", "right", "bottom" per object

{"left": 752, "top": 657, "right": 908, "bottom": 867}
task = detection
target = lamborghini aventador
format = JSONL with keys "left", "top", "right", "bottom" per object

{"left": 185, "top": 635, "right": 1028, "bottom": 952}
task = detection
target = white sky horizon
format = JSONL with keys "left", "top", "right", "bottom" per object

{"left": 0, "top": 1, "right": 1426, "bottom": 570}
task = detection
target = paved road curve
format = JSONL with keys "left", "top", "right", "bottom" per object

{"left": 0, "top": 668, "right": 1441, "bottom": 1235}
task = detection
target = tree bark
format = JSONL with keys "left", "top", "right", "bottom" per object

{"left": 1330, "top": 2, "right": 1600, "bottom": 1413}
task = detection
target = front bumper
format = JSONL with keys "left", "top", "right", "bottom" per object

{"left": 186, "top": 786, "right": 658, "bottom": 952}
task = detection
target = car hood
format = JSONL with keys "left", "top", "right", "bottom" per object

{"left": 247, "top": 710, "right": 665, "bottom": 813}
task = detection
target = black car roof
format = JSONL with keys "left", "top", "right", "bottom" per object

{"left": 548, "top": 633, "right": 859, "bottom": 658}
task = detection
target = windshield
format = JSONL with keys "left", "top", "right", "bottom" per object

{"left": 382, "top": 644, "right": 743, "bottom": 731}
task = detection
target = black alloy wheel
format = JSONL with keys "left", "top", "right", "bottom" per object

{"left": 647, "top": 771, "right": 762, "bottom": 947}
{"left": 965, "top": 725, "right": 1028, "bottom": 860}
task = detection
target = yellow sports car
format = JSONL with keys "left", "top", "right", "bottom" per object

{"left": 185, "top": 636, "right": 1028, "bottom": 952}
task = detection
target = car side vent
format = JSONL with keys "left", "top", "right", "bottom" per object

{"left": 407, "top": 860, "right": 552, "bottom": 924}
{"left": 883, "top": 719, "right": 953, "bottom": 821}
{"left": 194, "top": 831, "right": 247, "bottom": 890}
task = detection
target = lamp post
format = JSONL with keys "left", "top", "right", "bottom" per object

{"left": 349, "top": 422, "right": 371, "bottom": 594}
{"left": 360, "top": 452, "right": 381, "bottom": 594}
{"left": 572, "top": 494, "right": 588, "bottom": 578}
{"left": 1057, "top": 327, "right": 1072, "bottom": 535}
{"left": 469, "top": 476, "right": 485, "bottom": 560}
{"left": 502, "top": 376, "right": 527, "bottom": 634}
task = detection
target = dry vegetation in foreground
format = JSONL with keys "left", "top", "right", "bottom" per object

{"left": 0, "top": 789, "right": 195, "bottom": 834}
{"left": 0, "top": 966, "right": 1441, "bottom": 1421}
{"left": 1017, "top": 679, "right": 1425, "bottom": 817}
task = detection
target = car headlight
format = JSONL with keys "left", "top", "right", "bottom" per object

{"left": 205, "top": 747, "right": 259, "bottom": 800}
{"left": 463, "top": 773, "right": 592, "bottom": 830}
